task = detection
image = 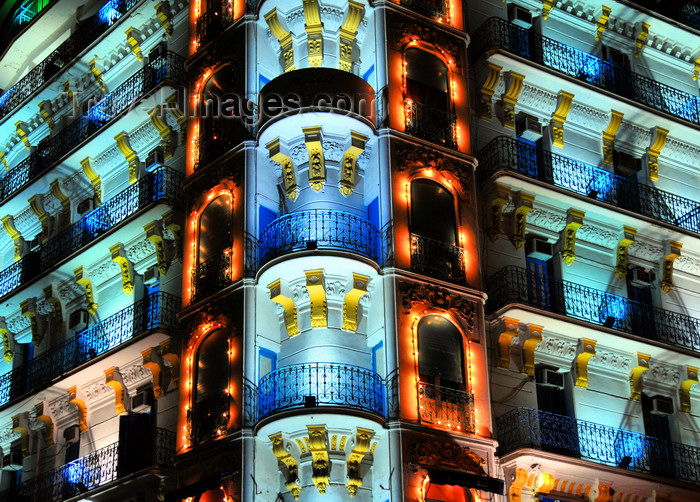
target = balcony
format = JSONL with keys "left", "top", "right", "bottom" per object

{"left": 195, "top": 5, "right": 234, "bottom": 48}
{"left": 410, "top": 233, "right": 466, "bottom": 284}
{"left": 0, "top": 167, "right": 184, "bottom": 300}
{"left": 0, "top": 292, "right": 180, "bottom": 409}
{"left": 257, "top": 363, "right": 385, "bottom": 420}
{"left": 0, "top": 428, "right": 175, "bottom": 502}
{"left": 634, "top": 0, "right": 700, "bottom": 32}
{"left": 472, "top": 18, "right": 700, "bottom": 126}
{"left": 258, "top": 209, "right": 380, "bottom": 267}
{"left": 404, "top": 99, "right": 456, "bottom": 147}
{"left": 0, "top": 0, "right": 140, "bottom": 123}
{"left": 191, "top": 252, "right": 233, "bottom": 302}
{"left": 479, "top": 136, "right": 700, "bottom": 235}
{"left": 486, "top": 266, "right": 700, "bottom": 353}
{"left": 417, "top": 381, "right": 475, "bottom": 432}
{"left": 498, "top": 407, "right": 700, "bottom": 485}
{"left": 0, "top": 51, "right": 185, "bottom": 204}
{"left": 187, "top": 391, "right": 231, "bottom": 445}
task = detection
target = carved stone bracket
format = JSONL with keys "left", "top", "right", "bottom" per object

{"left": 265, "top": 9, "right": 295, "bottom": 72}
{"left": 68, "top": 386, "right": 88, "bottom": 431}
{"left": 602, "top": 110, "right": 623, "bottom": 164}
{"left": 115, "top": 132, "right": 140, "bottom": 184}
{"left": 630, "top": 352, "right": 650, "bottom": 400}
{"left": 542, "top": 0, "right": 554, "bottom": 19}
{"left": 512, "top": 191, "right": 535, "bottom": 250}
{"left": 104, "top": 367, "right": 126, "bottom": 415}
{"left": 155, "top": 1, "right": 174, "bottom": 37}
{"left": 647, "top": 126, "right": 668, "bottom": 181}
{"left": 269, "top": 280, "right": 300, "bottom": 337}
{"left": 305, "top": 270, "right": 327, "bottom": 328}
{"left": 267, "top": 138, "right": 298, "bottom": 201}
{"left": 2, "top": 215, "right": 25, "bottom": 261}
{"left": 125, "top": 27, "right": 144, "bottom": 61}
{"left": 88, "top": 58, "right": 107, "bottom": 91}
{"left": 399, "top": 282, "right": 475, "bottom": 332}
{"left": 21, "top": 298, "right": 45, "bottom": 347}
{"left": 488, "top": 184, "right": 510, "bottom": 242}
{"left": 165, "top": 93, "right": 187, "bottom": 145}
{"left": 340, "top": 131, "right": 368, "bottom": 197}
{"left": 16, "top": 120, "right": 31, "bottom": 149}
{"left": 635, "top": 22, "right": 650, "bottom": 57}
{"left": 342, "top": 274, "right": 369, "bottom": 332}
{"left": 502, "top": 72, "right": 525, "bottom": 129}
{"left": 110, "top": 243, "right": 135, "bottom": 296}
{"left": 307, "top": 425, "right": 330, "bottom": 494}
{"left": 660, "top": 240, "right": 682, "bottom": 294}
{"left": 38, "top": 100, "right": 55, "bottom": 131}
{"left": 480, "top": 63, "right": 502, "bottom": 120}
{"left": 522, "top": 324, "right": 543, "bottom": 376}
{"left": 560, "top": 208, "right": 585, "bottom": 265}
{"left": 339, "top": 1, "right": 364, "bottom": 72}
{"left": 596, "top": 5, "right": 611, "bottom": 41}
{"left": 614, "top": 226, "right": 636, "bottom": 279}
{"left": 149, "top": 106, "right": 174, "bottom": 159}
{"left": 35, "top": 402, "right": 54, "bottom": 446}
{"left": 303, "top": 0, "right": 324, "bottom": 67}
{"left": 551, "top": 91, "right": 574, "bottom": 147}
{"left": 346, "top": 427, "right": 374, "bottom": 496}
{"left": 43, "top": 284, "right": 65, "bottom": 342}
{"left": 498, "top": 317, "right": 519, "bottom": 369}
{"left": 74, "top": 266, "right": 98, "bottom": 315}
{"left": 145, "top": 220, "right": 170, "bottom": 275}
{"left": 80, "top": 157, "right": 102, "bottom": 206}
{"left": 270, "top": 432, "right": 302, "bottom": 500}
{"left": 304, "top": 126, "right": 325, "bottom": 191}
{"left": 0, "top": 318, "right": 13, "bottom": 362}
{"left": 575, "top": 338, "right": 597, "bottom": 388}
{"left": 163, "top": 210, "right": 183, "bottom": 263}
{"left": 680, "top": 366, "right": 699, "bottom": 413}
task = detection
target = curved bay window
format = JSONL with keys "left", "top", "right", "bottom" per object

{"left": 410, "top": 179, "right": 465, "bottom": 282}
{"left": 198, "top": 66, "right": 236, "bottom": 168}
{"left": 194, "top": 194, "right": 233, "bottom": 300}
{"left": 404, "top": 48, "right": 455, "bottom": 145}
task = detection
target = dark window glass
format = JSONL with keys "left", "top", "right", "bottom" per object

{"left": 405, "top": 48, "right": 448, "bottom": 112}
{"left": 411, "top": 179, "right": 456, "bottom": 244}
{"left": 195, "top": 329, "right": 229, "bottom": 403}
{"left": 198, "top": 196, "right": 232, "bottom": 264}
{"left": 418, "top": 315, "right": 464, "bottom": 389}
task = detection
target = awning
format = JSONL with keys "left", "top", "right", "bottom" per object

{"left": 426, "top": 467, "right": 505, "bottom": 494}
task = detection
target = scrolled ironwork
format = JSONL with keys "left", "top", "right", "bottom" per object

{"left": 410, "top": 233, "right": 466, "bottom": 283}
{"left": 195, "top": 4, "right": 234, "bottom": 47}
{"left": 404, "top": 99, "right": 457, "bottom": 147}
{"left": 400, "top": 0, "right": 449, "bottom": 20}
{"left": 191, "top": 252, "right": 233, "bottom": 301}
{"left": 417, "top": 381, "right": 475, "bottom": 432}
{"left": 187, "top": 392, "right": 231, "bottom": 445}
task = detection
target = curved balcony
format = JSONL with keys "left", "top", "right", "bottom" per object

{"left": 472, "top": 18, "right": 700, "bottom": 126}
{"left": 257, "top": 363, "right": 385, "bottom": 420}
{"left": 410, "top": 233, "right": 466, "bottom": 284}
{"left": 486, "top": 266, "right": 700, "bottom": 353}
{"left": 498, "top": 407, "right": 700, "bottom": 485}
{"left": 258, "top": 209, "right": 380, "bottom": 267}
{"left": 479, "top": 136, "right": 700, "bottom": 235}
{"left": 404, "top": 99, "right": 456, "bottom": 147}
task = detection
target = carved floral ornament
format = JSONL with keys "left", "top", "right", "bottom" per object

{"left": 399, "top": 282, "right": 475, "bottom": 332}
{"left": 394, "top": 143, "right": 473, "bottom": 191}
{"left": 184, "top": 307, "right": 233, "bottom": 350}
{"left": 409, "top": 440, "right": 486, "bottom": 476}
{"left": 387, "top": 16, "right": 462, "bottom": 71}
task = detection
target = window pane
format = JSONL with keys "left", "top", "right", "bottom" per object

{"left": 411, "top": 179, "right": 457, "bottom": 244}
{"left": 418, "top": 316, "right": 464, "bottom": 384}
{"left": 195, "top": 329, "right": 228, "bottom": 403}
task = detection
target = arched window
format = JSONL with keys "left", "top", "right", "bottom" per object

{"left": 410, "top": 179, "right": 457, "bottom": 245}
{"left": 199, "top": 66, "right": 235, "bottom": 166}
{"left": 417, "top": 315, "right": 464, "bottom": 390}
{"left": 194, "top": 329, "right": 229, "bottom": 404}
{"left": 198, "top": 195, "right": 233, "bottom": 265}
{"left": 405, "top": 48, "right": 449, "bottom": 112}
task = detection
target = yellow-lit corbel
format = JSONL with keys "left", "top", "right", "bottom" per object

{"left": 575, "top": 338, "right": 596, "bottom": 388}
{"left": 630, "top": 353, "right": 650, "bottom": 400}
{"left": 38, "top": 100, "right": 54, "bottom": 131}
{"left": 35, "top": 402, "right": 54, "bottom": 446}
{"left": 551, "top": 91, "right": 574, "bottom": 148}
{"left": 270, "top": 433, "right": 302, "bottom": 500}
{"left": 12, "top": 415, "right": 29, "bottom": 456}
{"left": 15, "top": 121, "right": 30, "bottom": 149}
{"left": 145, "top": 220, "right": 170, "bottom": 275}
{"left": 149, "top": 106, "right": 174, "bottom": 159}
{"left": 342, "top": 274, "right": 369, "bottom": 331}
{"left": 680, "top": 366, "right": 699, "bottom": 413}
{"left": 104, "top": 367, "right": 126, "bottom": 415}
{"left": 110, "top": 243, "right": 135, "bottom": 295}
{"left": 480, "top": 63, "right": 502, "bottom": 120}
{"left": 142, "top": 347, "right": 164, "bottom": 398}
{"left": 50, "top": 179, "right": 70, "bottom": 230}
{"left": 155, "top": 1, "right": 173, "bottom": 37}
{"left": 43, "top": 284, "right": 65, "bottom": 341}
{"left": 635, "top": 22, "right": 649, "bottom": 57}
{"left": 115, "top": 132, "right": 140, "bottom": 184}
{"left": 306, "top": 270, "right": 327, "bottom": 328}
{"left": 614, "top": 226, "right": 636, "bottom": 279}
{"left": 125, "top": 27, "right": 143, "bottom": 61}
{"left": 21, "top": 298, "right": 43, "bottom": 346}
{"left": 602, "top": 110, "right": 623, "bottom": 164}
{"left": 0, "top": 318, "right": 13, "bottom": 362}
{"left": 340, "top": 131, "right": 368, "bottom": 197}
{"left": 160, "top": 339, "right": 180, "bottom": 389}
{"left": 488, "top": 184, "right": 510, "bottom": 242}
{"left": 28, "top": 195, "right": 50, "bottom": 243}
{"left": 660, "top": 240, "right": 682, "bottom": 294}
{"left": 303, "top": 0, "right": 324, "bottom": 67}
{"left": 647, "top": 126, "right": 668, "bottom": 181}
{"left": 522, "top": 324, "right": 543, "bottom": 376}
{"left": 267, "top": 138, "right": 298, "bottom": 201}
{"left": 596, "top": 6, "right": 611, "bottom": 41}
{"left": 0, "top": 152, "right": 8, "bottom": 170}
{"left": 68, "top": 386, "right": 88, "bottom": 431}
{"left": 88, "top": 58, "right": 107, "bottom": 92}
{"left": 63, "top": 80, "right": 73, "bottom": 101}
{"left": 265, "top": 9, "right": 295, "bottom": 72}
{"left": 561, "top": 208, "right": 585, "bottom": 265}
{"left": 306, "top": 425, "right": 330, "bottom": 494}
{"left": 502, "top": 72, "right": 525, "bottom": 129}
{"left": 2, "top": 215, "right": 24, "bottom": 261}
{"left": 80, "top": 157, "right": 101, "bottom": 206}
{"left": 512, "top": 191, "right": 535, "bottom": 250}
{"left": 163, "top": 210, "right": 183, "bottom": 262}
{"left": 304, "top": 126, "right": 325, "bottom": 191}
{"left": 694, "top": 54, "right": 700, "bottom": 81}
{"left": 498, "top": 317, "right": 519, "bottom": 369}
{"left": 74, "top": 266, "right": 97, "bottom": 315}
{"left": 346, "top": 427, "right": 374, "bottom": 497}
{"left": 509, "top": 467, "right": 529, "bottom": 502}
{"left": 269, "top": 280, "right": 300, "bottom": 337}
{"left": 339, "top": 1, "right": 364, "bottom": 71}
{"left": 166, "top": 92, "right": 187, "bottom": 145}
{"left": 542, "top": 0, "right": 553, "bottom": 20}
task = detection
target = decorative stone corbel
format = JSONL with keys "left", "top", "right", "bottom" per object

{"left": 104, "top": 367, "right": 126, "bottom": 415}
{"left": 630, "top": 353, "right": 650, "bottom": 400}
{"left": 575, "top": 338, "right": 596, "bottom": 388}
{"left": 88, "top": 58, "right": 107, "bottom": 92}
{"left": 342, "top": 274, "right": 369, "bottom": 332}
{"left": 269, "top": 432, "right": 302, "bottom": 500}
{"left": 647, "top": 126, "right": 668, "bottom": 181}
{"left": 269, "top": 280, "right": 300, "bottom": 337}
{"left": 346, "top": 427, "right": 374, "bottom": 497}
{"left": 480, "top": 63, "right": 502, "bottom": 120}
{"left": 306, "top": 425, "right": 330, "bottom": 494}
{"left": 304, "top": 126, "right": 325, "bottom": 191}
{"left": 306, "top": 270, "right": 327, "bottom": 328}
{"left": 0, "top": 318, "right": 13, "bottom": 362}
{"left": 43, "top": 284, "right": 65, "bottom": 341}
{"left": 143, "top": 346, "right": 165, "bottom": 397}
{"left": 160, "top": 339, "right": 179, "bottom": 389}
{"left": 488, "top": 184, "right": 510, "bottom": 242}
{"left": 265, "top": 9, "right": 295, "bottom": 72}
{"left": 125, "top": 27, "right": 144, "bottom": 61}
{"left": 29, "top": 194, "right": 51, "bottom": 242}
{"left": 679, "top": 366, "right": 699, "bottom": 413}
{"left": 110, "top": 243, "right": 135, "bottom": 295}
{"left": 522, "top": 324, "right": 543, "bottom": 376}
{"left": 508, "top": 466, "right": 529, "bottom": 502}
{"left": 0, "top": 152, "right": 8, "bottom": 170}
{"left": 694, "top": 54, "right": 700, "bottom": 81}
{"left": 12, "top": 414, "right": 29, "bottom": 456}
{"left": 551, "top": 91, "right": 574, "bottom": 147}
{"left": 339, "top": 1, "right": 364, "bottom": 71}
{"left": 340, "top": 131, "right": 368, "bottom": 197}
{"left": 498, "top": 317, "right": 519, "bottom": 369}
{"left": 303, "top": 0, "right": 323, "bottom": 67}
{"left": 660, "top": 240, "right": 682, "bottom": 294}
{"left": 511, "top": 191, "right": 535, "bottom": 250}
{"left": 602, "top": 110, "right": 623, "bottom": 164}
{"left": 166, "top": 93, "right": 187, "bottom": 144}
{"left": 50, "top": 179, "right": 70, "bottom": 230}
{"left": 63, "top": 80, "right": 73, "bottom": 101}
{"left": 502, "top": 72, "right": 525, "bottom": 129}
{"left": 2, "top": 215, "right": 25, "bottom": 260}
{"left": 155, "top": 1, "right": 173, "bottom": 37}
{"left": 163, "top": 210, "right": 183, "bottom": 262}
{"left": 595, "top": 6, "right": 611, "bottom": 41}
{"left": 21, "top": 298, "right": 45, "bottom": 346}
{"left": 15, "top": 121, "right": 31, "bottom": 149}
{"left": 74, "top": 266, "right": 97, "bottom": 315}
{"left": 80, "top": 157, "right": 101, "bottom": 206}
{"left": 614, "top": 226, "right": 636, "bottom": 279}
{"left": 115, "top": 132, "right": 140, "bottom": 184}
{"left": 149, "top": 106, "right": 175, "bottom": 159}
{"left": 35, "top": 402, "right": 54, "bottom": 446}
{"left": 635, "top": 22, "right": 649, "bottom": 57}
{"left": 542, "top": 0, "right": 553, "bottom": 19}
{"left": 145, "top": 220, "right": 170, "bottom": 275}
{"left": 561, "top": 208, "right": 585, "bottom": 265}
{"left": 38, "top": 100, "right": 55, "bottom": 131}
{"left": 267, "top": 138, "right": 298, "bottom": 201}
{"left": 68, "top": 386, "right": 88, "bottom": 431}
{"left": 591, "top": 480, "right": 613, "bottom": 502}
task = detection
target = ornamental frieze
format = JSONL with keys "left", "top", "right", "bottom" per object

{"left": 184, "top": 306, "right": 234, "bottom": 348}
{"left": 387, "top": 14, "right": 462, "bottom": 69}
{"left": 398, "top": 282, "right": 474, "bottom": 332}
{"left": 394, "top": 143, "right": 473, "bottom": 191}
{"left": 409, "top": 440, "right": 486, "bottom": 476}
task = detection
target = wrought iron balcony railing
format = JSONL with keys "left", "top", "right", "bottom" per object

{"left": 498, "top": 407, "right": 700, "bottom": 485}
{"left": 258, "top": 209, "right": 380, "bottom": 267}
{"left": 487, "top": 266, "right": 700, "bottom": 353}
{"left": 191, "top": 252, "right": 233, "bottom": 302}
{"left": 187, "top": 391, "right": 231, "bottom": 445}
{"left": 417, "top": 381, "right": 475, "bottom": 432}
{"left": 0, "top": 167, "right": 183, "bottom": 300}
{"left": 0, "top": 51, "right": 185, "bottom": 204}
{"left": 195, "top": 118, "right": 241, "bottom": 171}
{"left": 410, "top": 233, "right": 466, "bottom": 283}
{"left": 472, "top": 18, "right": 700, "bottom": 126}
{"left": 400, "top": 0, "right": 449, "bottom": 21}
{"left": 195, "top": 5, "right": 234, "bottom": 48}
{"left": 0, "top": 0, "right": 139, "bottom": 123}
{"left": 257, "top": 363, "right": 385, "bottom": 419}
{"left": 479, "top": 136, "right": 700, "bottom": 235}
{"left": 404, "top": 99, "right": 457, "bottom": 147}
{"left": 0, "top": 428, "right": 175, "bottom": 502}
{"left": 0, "top": 292, "right": 180, "bottom": 408}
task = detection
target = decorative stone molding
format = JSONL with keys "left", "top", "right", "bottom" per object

{"left": 629, "top": 352, "right": 650, "bottom": 401}
{"left": 395, "top": 144, "right": 473, "bottom": 190}
{"left": 115, "top": 132, "right": 140, "bottom": 184}
{"left": 409, "top": 439, "right": 486, "bottom": 475}
{"left": 126, "top": 239, "right": 156, "bottom": 266}
{"left": 512, "top": 191, "right": 535, "bottom": 250}
{"left": 35, "top": 402, "right": 54, "bottom": 446}
{"left": 551, "top": 91, "right": 574, "bottom": 147}
{"left": 339, "top": 1, "right": 364, "bottom": 72}
{"left": 602, "top": 110, "right": 623, "bottom": 165}
{"left": 635, "top": 22, "right": 649, "bottom": 57}
{"left": 2, "top": 215, "right": 25, "bottom": 261}
{"left": 342, "top": 274, "right": 369, "bottom": 332}
{"left": 68, "top": 386, "right": 88, "bottom": 431}
{"left": 595, "top": 5, "right": 611, "bottom": 41}
{"left": 110, "top": 243, "right": 135, "bottom": 296}
{"left": 163, "top": 210, "right": 183, "bottom": 262}
{"left": 647, "top": 126, "right": 668, "bottom": 181}
{"left": 74, "top": 266, "right": 98, "bottom": 314}
{"left": 267, "top": 138, "right": 298, "bottom": 201}
{"left": 0, "top": 318, "right": 13, "bottom": 362}
{"left": 125, "top": 27, "right": 144, "bottom": 61}
{"left": 399, "top": 282, "right": 475, "bottom": 332}
{"left": 480, "top": 63, "right": 502, "bottom": 120}
{"left": 269, "top": 280, "right": 300, "bottom": 337}
{"left": 305, "top": 270, "right": 327, "bottom": 328}
{"left": 145, "top": 220, "right": 169, "bottom": 275}
{"left": 303, "top": 0, "right": 323, "bottom": 67}
{"left": 502, "top": 72, "right": 525, "bottom": 129}
{"left": 155, "top": 1, "right": 174, "bottom": 37}
{"left": 679, "top": 366, "right": 699, "bottom": 413}
{"left": 575, "top": 338, "right": 596, "bottom": 388}
{"left": 339, "top": 131, "right": 368, "bottom": 197}
{"left": 660, "top": 240, "right": 682, "bottom": 294}
{"left": 561, "top": 208, "right": 585, "bottom": 265}
{"left": 21, "top": 297, "right": 44, "bottom": 346}
{"left": 307, "top": 425, "right": 330, "bottom": 494}
{"left": 522, "top": 324, "right": 543, "bottom": 376}
{"left": 614, "top": 226, "right": 636, "bottom": 279}
{"left": 270, "top": 432, "right": 302, "bottom": 500}
{"left": 346, "top": 427, "right": 374, "bottom": 496}
{"left": 43, "top": 284, "right": 64, "bottom": 342}
{"left": 266, "top": 8, "right": 295, "bottom": 72}
{"left": 304, "top": 126, "right": 326, "bottom": 191}
{"left": 149, "top": 107, "right": 174, "bottom": 159}
{"left": 498, "top": 317, "right": 519, "bottom": 369}
{"left": 104, "top": 367, "right": 126, "bottom": 415}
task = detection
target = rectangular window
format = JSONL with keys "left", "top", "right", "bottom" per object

{"left": 259, "top": 348, "right": 277, "bottom": 378}
{"left": 372, "top": 341, "right": 385, "bottom": 378}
